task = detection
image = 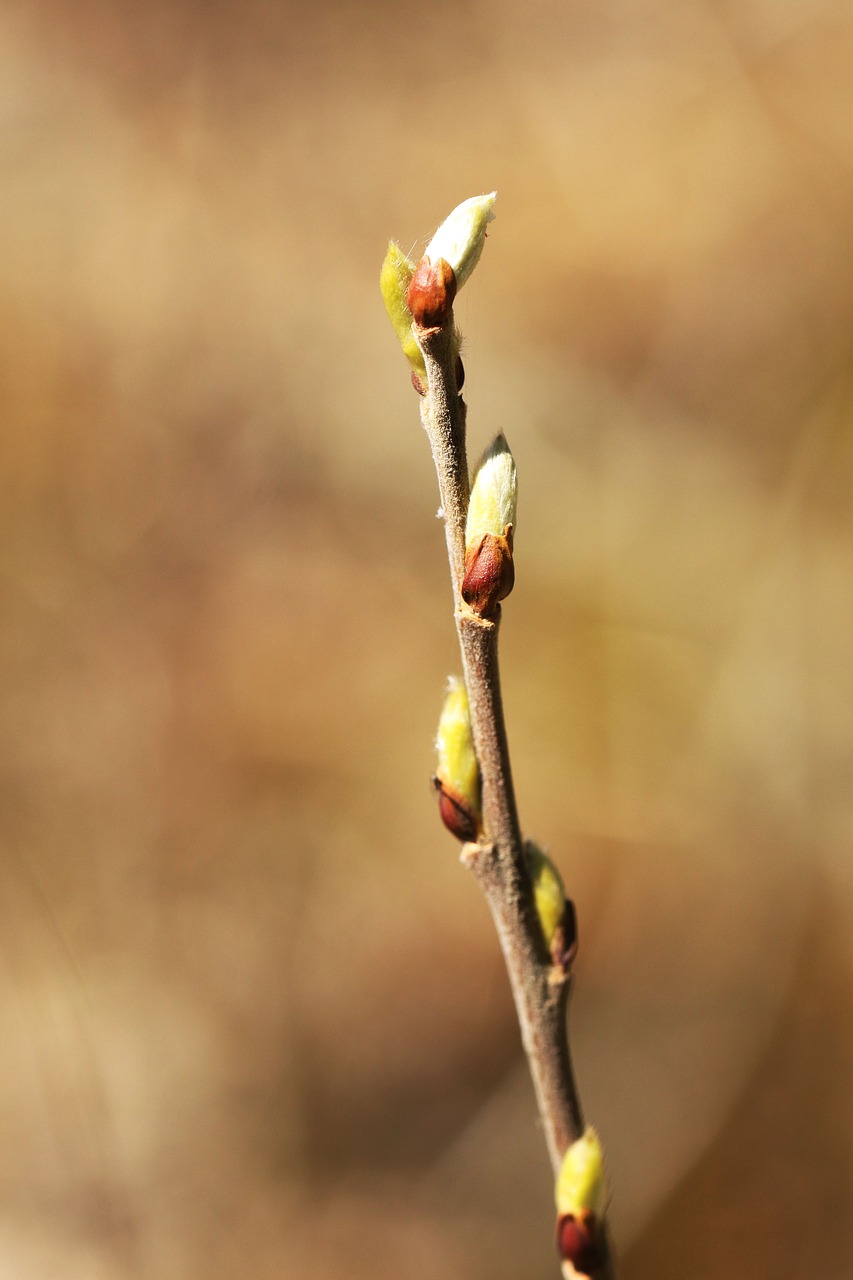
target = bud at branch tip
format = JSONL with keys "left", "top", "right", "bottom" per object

{"left": 425, "top": 192, "right": 497, "bottom": 294}
{"left": 405, "top": 192, "right": 497, "bottom": 328}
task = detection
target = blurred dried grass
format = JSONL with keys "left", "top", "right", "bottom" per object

{"left": 1, "top": 0, "right": 852, "bottom": 1276}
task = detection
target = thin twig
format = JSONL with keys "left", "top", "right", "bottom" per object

{"left": 416, "top": 323, "right": 470, "bottom": 596}
{"left": 415, "top": 314, "right": 617, "bottom": 1280}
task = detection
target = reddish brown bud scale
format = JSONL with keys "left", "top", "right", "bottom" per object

{"left": 433, "top": 776, "right": 480, "bottom": 843}
{"left": 557, "top": 1212, "right": 604, "bottom": 1275}
{"left": 405, "top": 256, "right": 457, "bottom": 328}
{"left": 552, "top": 897, "right": 578, "bottom": 971}
{"left": 461, "top": 528, "right": 515, "bottom": 618}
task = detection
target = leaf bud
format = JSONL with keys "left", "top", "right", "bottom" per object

{"left": 556, "top": 1128, "right": 609, "bottom": 1220}
{"left": 462, "top": 433, "right": 517, "bottom": 617}
{"left": 379, "top": 241, "right": 428, "bottom": 390}
{"left": 424, "top": 192, "right": 497, "bottom": 294}
{"left": 527, "top": 842, "right": 565, "bottom": 950}
{"left": 555, "top": 1128, "right": 609, "bottom": 1276}
{"left": 434, "top": 677, "right": 481, "bottom": 842}
{"left": 405, "top": 255, "right": 457, "bottom": 329}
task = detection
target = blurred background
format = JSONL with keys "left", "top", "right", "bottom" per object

{"left": 1, "top": 0, "right": 852, "bottom": 1275}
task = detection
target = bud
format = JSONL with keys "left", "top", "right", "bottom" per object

{"left": 527, "top": 842, "right": 565, "bottom": 951}
{"left": 555, "top": 1128, "right": 609, "bottom": 1276}
{"left": 424, "top": 192, "right": 497, "bottom": 294}
{"left": 466, "top": 433, "right": 517, "bottom": 545}
{"left": 557, "top": 1215, "right": 604, "bottom": 1277}
{"left": 405, "top": 255, "right": 457, "bottom": 329}
{"left": 404, "top": 192, "right": 496, "bottom": 330}
{"left": 462, "top": 433, "right": 517, "bottom": 617}
{"left": 379, "top": 241, "right": 428, "bottom": 390}
{"left": 434, "top": 677, "right": 481, "bottom": 842}
{"left": 556, "top": 1128, "right": 608, "bottom": 1219}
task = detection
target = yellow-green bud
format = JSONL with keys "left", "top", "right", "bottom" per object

{"left": 462, "top": 434, "right": 517, "bottom": 617}
{"left": 466, "top": 433, "right": 517, "bottom": 546}
{"left": 556, "top": 1128, "right": 609, "bottom": 1220}
{"left": 379, "top": 241, "right": 428, "bottom": 390}
{"left": 434, "top": 677, "right": 481, "bottom": 842}
{"left": 424, "top": 192, "right": 497, "bottom": 294}
{"left": 527, "top": 842, "right": 566, "bottom": 953}
{"left": 555, "top": 1128, "right": 609, "bottom": 1276}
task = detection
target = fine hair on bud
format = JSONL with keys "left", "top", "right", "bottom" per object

{"left": 379, "top": 241, "right": 428, "bottom": 388}
{"left": 466, "top": 433, "right": 517, "bottom": 545}
{"left": 434, "top": 677, "right": 481, "bottom": 841}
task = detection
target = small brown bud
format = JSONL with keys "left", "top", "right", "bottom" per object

{"left": 405, "top": 256, "right": 457, "bottom": 328}
{"left": 433, "top": 776, "right": 480, "bottom": 843}
{"left": 461, "top": 528, "right": 514, "bottom": 618}
{"left": 557, "top": 1211, "right": 605, "bottom": 1275}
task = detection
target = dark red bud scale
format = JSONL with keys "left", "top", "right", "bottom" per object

{"left": 433, "top": 776, "right": 480, "bottom": 843}
{"left": 556, "top": 1212, "right": 604, "bottom": 1276}
{"left": 461, "top": 528, "right": 515, "bottom": 618}
{"left": 552, "top": 897, "right": 578, "bottom": 971}
{"left": 406, "top": 257, "right": 457, "bottom": 328}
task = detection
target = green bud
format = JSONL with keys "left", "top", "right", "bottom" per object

{"left": 434, "top": 677, "right": 481, "bottom": 842}
{"left": 555, "top": 1128, "right": 609, "bottom": 1221}
{"left": 379, "top": 241, "right": 428, "bottom": 390}
{"left": 527, "top": 842, "right": 566, "bottom": 953}
{"left": 424, "top": 192, "right": 497, "bottom": 294}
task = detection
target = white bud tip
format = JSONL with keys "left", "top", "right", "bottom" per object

{"left": 424, "top": 192, "right": 497, "bottom": 292}
{"left": 466, "top": 433, "right": 517, "bottom": 547}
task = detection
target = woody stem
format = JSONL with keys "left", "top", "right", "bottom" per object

{"left": 415, "top": 316, "right": 590, "bottom": 1174}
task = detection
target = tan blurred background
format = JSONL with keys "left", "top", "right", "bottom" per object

{"left": 1, "top": 0, "right": 852, "bottom": 1275}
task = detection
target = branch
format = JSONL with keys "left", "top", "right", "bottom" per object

{"left": 418, "top": 317, "right": 583, "bottom": 1169}
{"left": 381, "top": 193, "right": 618, "bottom": 1279}
{"left": 416, "top": 314, "right": 618, "bottom": 1280}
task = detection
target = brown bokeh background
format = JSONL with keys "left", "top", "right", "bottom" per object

{"left": 1, "top": 0, "right": 852, "bottom": 1275}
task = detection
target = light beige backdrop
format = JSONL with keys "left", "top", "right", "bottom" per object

{"left": 1, "top": 0, "right": 851, "bottom": 1276}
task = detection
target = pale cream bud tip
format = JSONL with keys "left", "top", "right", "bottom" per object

{"left": 466, "top": 433, "right": 517, "bottom": 547}
{"left": 424, "top": 192, "right": 497, "bottom": 293}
